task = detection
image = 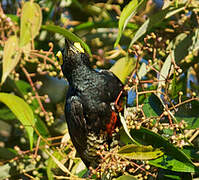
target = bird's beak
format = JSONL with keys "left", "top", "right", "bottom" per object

{"left": 65, "top": 39, "right": 85, "bottom": 55}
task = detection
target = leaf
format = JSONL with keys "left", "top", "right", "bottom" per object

{"left": 46, "top": 149, "right": 74, "bottom": 176}
{"left": 163, "top": 175, "right": 182, "bottom": 180}
{"left": 14, "top": 80, "right": 50, "bottom": 138}
{"left": 0, "top": 161, "right": 37, "bottom": 179}
{"left": 42, "top": 24, "right": 91, "bottom": 56}
{"left": 149, "top": 154, "right": 198, "bottom": 173}
{"left": 1, "top": 35, "right": 21, "bottom": 85}
{"left": 6, "top": 14, "right": 20, "bottom": 24}
{"left": 175, "top": 100, "right": 199, "bottom": 129}
{"left": 0, "top": 93, "right": 35, "bottom": 149}
{"left": 114, "top": 0, "right": 139, "bottom": 47}
{"left": 129, "top": 6, "right": 184, "bottom": 47}
{"left": 0, "top": 164, "right": 11, "bottom": 179}
{"left": 0, "top": 147, "right": 17, "bottom": 160}
{"left": 157, "top": 51, "right": 173, "bottom": 96}
{"left": 109, "top": 56, "right": 136, "bottom": 84}
{"left": 35, "top": 116, "right": 50, "bottom": 138}
{"left": 71, "top": 161, "right": 86, "bottom": 176}
{"left": 47, "top": 151, "right": 62, "bottom": 180}
{"left": 182, "top": 146, "right": 199, "bottom": 161}
{"left": 167, "top": 29, "right": 199, "bottom": 64}
{"left": 119, "top": 112, "right": 139, "bottom": 145}
{"left": 130, "top": 127, "right": 197, "bottom": 170}
{"left": 118, "top": 144, "right": 163, "bottom": 160}
{"left": 74, "top": 20, "right": 138, "bottom": 32}
{"left": 164, "top": 174, "right": 192, "bottom": 180}
{"left": 142, "top": 94, "right": 164, "bottom": 117}
{"left": 137, "top": 62, "right": 148, "bottom": 79}
{"left": 0, "top": 107, "right": 16, "bottom": 120}
{"left": 20, "top": 1, "right": 42, "bottom": 47}
{"left": 116, "top": 175, "right": 138, "bottom": 180}
{"left": 156, "top": 55, "right": 177, "bottom": 122}
{"left": 15, "top": 80, "right": 32, "bottom": 95}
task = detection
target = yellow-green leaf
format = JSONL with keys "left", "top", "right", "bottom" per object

{"left": 20, "top": 2, "right": 42, "bottom": 47}
{"left": 0, "top": 93, "right": 35, "bottom": 149}
{"left": 116, "top": 175, "right": 137, "bottom": 180}
{"left": 1, "top": 35, "right": 21, "bottom": 85}
{"left": 118, "top": 144, "right": 164, "bottom": 160}
{"left": 42, "top": 24, "right": 91, "bottom": 56}
{"left": 110, "top": 56, "right": 136, "bottom": 84}
{"left": 114, "top": 0, "right": 139, "bottom": 47}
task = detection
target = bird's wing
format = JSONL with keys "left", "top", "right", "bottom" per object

{"left": 99, "top": 70, "right": 123, "bottom": 99}
{"left": 66, "top": 95, "right": 88, "bottom": 150}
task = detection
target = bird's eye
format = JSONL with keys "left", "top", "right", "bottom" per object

{"left": 56, "top": 51, "right": 63, "bottom": 65}
{"left": 74, "top": 42, "right": 85, "bottom": 53}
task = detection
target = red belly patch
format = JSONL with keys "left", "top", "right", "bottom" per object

{"left": 106, "top": 111, "right": 118, "bottom": 136}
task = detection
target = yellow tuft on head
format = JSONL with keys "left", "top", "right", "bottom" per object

{"left": 74, "top": 42, "right": 85, "bottom": 53}
{"left": 56, "top": 51, "right": 63, "bottom": 65}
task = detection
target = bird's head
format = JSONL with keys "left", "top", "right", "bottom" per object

{"left": 56, "top": 39, "right": 90, "bottom": 77}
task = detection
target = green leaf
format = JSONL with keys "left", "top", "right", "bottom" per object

{"left": 130, "top": 127, "right": 195, "bottom": 165}
{"left": 182, "top": 146, "right": 199, "bottom": 161}
{"left": 119, "top": 112, "right": 139, "bottom": 145}
{"left": 114, "top": 0, "right": 139, "bottom": 47}
{"left": 142, "top": 94, "right": 164, "bottom": 117}
{"left": 118, "top": 144, "right": 163, "bottom": 160}
{"left": 74, "top": 20, "right": 138, "bottom": 32}
{"left": 0, "top": 161, "right": 37, "bottom": 179}
{"left": 1, "top": 35, "right": 21, "bottom": 85}
{"left": 15, "top": 80, "right": 32, "bottom": 95}
{"left": 47, "top": 151, "right": 62, "bottom": 180}
{"left": 14, "top": 80, "right": 50, "bottom": 138}
{"left": 164, "top": 175, "right": 181, "bottom": 180}
{"left": 167, "top": 29, "right": 199, "bottom": 63}
{"left": 149, "top": 154, "right": 198, "bottom": 173}
{"left": 0, "top": 107, "right": 16, "bottom": 120}
{"left": 157, "top": 51, "right": 172, "bottom": 96}
{"left": 175, "top": 100, "right": 199, "bottom": 129}
{"left": 129, "top": 6, "right": 184, "bottom": 47}
{"left": 6, "top": 14, "right": 20, "bottom": 24}
{"left": 171, "top": 72, "right": 177, "bottom": 99}
{"left": 164, "top": 174, "right": 192, "bottom": 180}
{"left": 20, "top": 2, "right": 42, "bottom": 47}
{"left": 72, "top": 0, "right": 84, "bottom": 11}
{"left": 0, "top": 93, "right": 35, "bottom": 149}
{"left": 42, "top": 24, "right": 91, "bottom": 56}
{"left": 109, "top": 56, "right": 136, "bottom": 84}
{"left": 0, "top": 147, "right": 17, "bottom": 160}
{"left": 116, "top": 175, "right": 138, "bottom": 180}
{"left": 35, "top": 116, "right": 49, "bottom": 138}
{"left": 119, "top": 128, "right": 137, "bottom": 145}
{"left": 46, "top": 149, "right": 72, "bottom": 176}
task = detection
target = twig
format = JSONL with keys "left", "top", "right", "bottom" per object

{"left": 21, "top": 65, "right": 49, "bottom": 119}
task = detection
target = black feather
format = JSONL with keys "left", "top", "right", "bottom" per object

{"left": 61, "top": 39, "right": 123, "bottom": 167}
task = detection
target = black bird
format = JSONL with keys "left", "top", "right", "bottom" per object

{"left": 56, "top": 39, "right": 123, "bottom": 168}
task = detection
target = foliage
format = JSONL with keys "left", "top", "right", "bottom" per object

{"left": 0, "top": 0, "right": 199, "bottom": 179}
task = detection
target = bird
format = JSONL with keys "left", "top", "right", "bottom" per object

{"left": 56, "top": 39, "right": 124, "bottom": 168}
